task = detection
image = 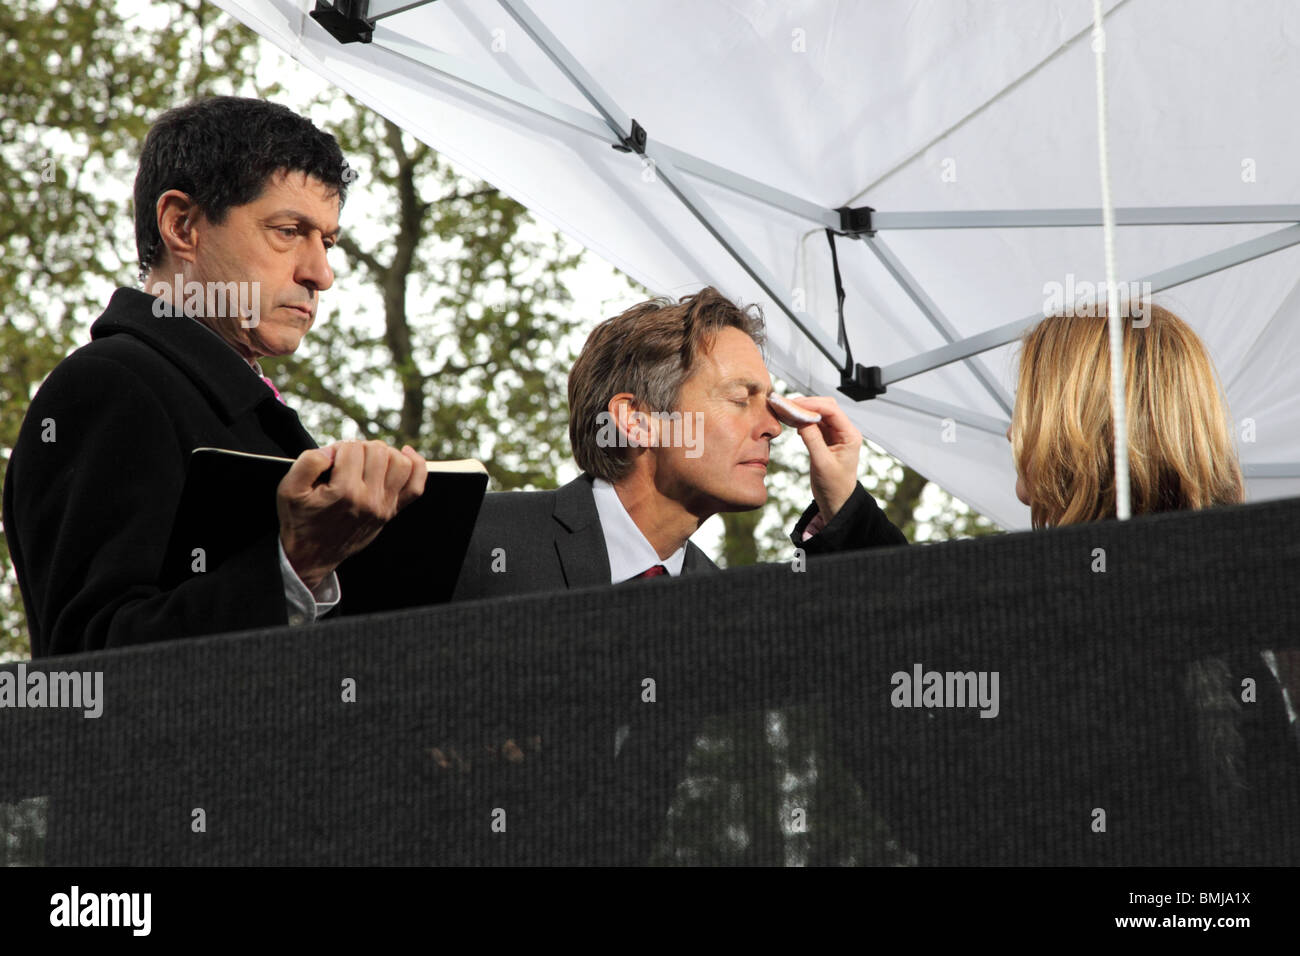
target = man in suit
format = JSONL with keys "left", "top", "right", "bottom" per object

{"left": 4, "top": 97, "right": 426, "bottom": 657}
{"left": 447, "top": 286, "right": 905, "bottom": 863}
{"left": 453, "top": 287, "right": 903, "bottom": 601}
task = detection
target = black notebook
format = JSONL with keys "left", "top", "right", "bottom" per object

{"left": 162, "top": 447, "right": 489, "bottom": 615}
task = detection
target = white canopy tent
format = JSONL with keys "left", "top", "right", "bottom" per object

{"left": 212, "top": 0, "right": 1300, "bottom": 529}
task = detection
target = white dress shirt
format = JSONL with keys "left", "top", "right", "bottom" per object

{"left": 278, "top": 539, "right": 341, "bottom": 626}
{"left": 591, "top": 477, "right": 688, "bottom": 580}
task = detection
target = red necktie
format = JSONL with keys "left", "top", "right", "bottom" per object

{"left": 634, "top": 565, "right": 668, "bottom": 579}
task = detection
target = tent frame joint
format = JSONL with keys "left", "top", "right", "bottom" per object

{"left": 836, "top": 205, "right": 876, "bottom": 237}
{"left": 838, "top": 363, "right": 886, "bottom": 401}
{"left": 610, "top": 118, "right": 648, "bottom": 156}
{"left": 309, "top": 0, "right": 377, "bottom": 44}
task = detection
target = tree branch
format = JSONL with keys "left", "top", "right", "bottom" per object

{"left": 336, "top": 234, "right": 387, "bottom": 278}
{"left": 424, "top": 357, "right": 494, "bottom": 382}
{"left": 383, "top": 118, "right": 409, "bottom": 168}
{"left": 436, "top": 186, "right": 498, "bottom": 205}
{"left": 283, "top": 367, "right": 379, "bottom": 440}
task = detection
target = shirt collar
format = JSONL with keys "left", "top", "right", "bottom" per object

{"left": 591, "top": 477, "right": 688, "bottom": 582}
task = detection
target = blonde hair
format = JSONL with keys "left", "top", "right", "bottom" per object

{"left": 1011, "top": 304, "right": 1244, "bottom": 528}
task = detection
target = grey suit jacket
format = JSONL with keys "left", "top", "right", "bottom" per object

{"left": 452, "top": 472, "right": 718, "bottom": 600}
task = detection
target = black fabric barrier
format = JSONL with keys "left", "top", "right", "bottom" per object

{"left": 3, "top": 495, "right": 1299, "bottom": 866}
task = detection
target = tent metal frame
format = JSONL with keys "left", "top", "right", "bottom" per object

{"left": 308, "top": 0, "right": 1300, "bottom": 478}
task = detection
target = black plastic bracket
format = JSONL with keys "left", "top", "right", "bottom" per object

{"left": 611, "top": 119, "right": 648, "bottom": 156}
{"left": 838, "top": 363, "right": 886, "bottom": 401}
{"left": 836, "top": 205, "right": 876, "bottom": 237}
{"left": 310, "top": 0, "right": 376, "bottom": 44}
{"left": 823, "top": 225, "right": 883, "bottom": 401}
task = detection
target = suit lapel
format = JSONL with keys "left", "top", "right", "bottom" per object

{"left": 552, "top": 474, "right": 612, "bottom": 590}
{"left": 94, "top": 290, "right": 318, "bottom": 457}
{"left": 682, "top": 541, "right": 720, "bottom": 575}
{"left": 551, "top": 475, "right": 718, "bottom": 588}
{"left": 252, "top": 398, "right": 318, "bottom": 456}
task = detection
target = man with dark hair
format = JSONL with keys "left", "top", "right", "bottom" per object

{"left": 4, "top": 96, "right": 426, "bottom": 657}
{"left": 450, "top": 285, "right": 904, "bottom": 864}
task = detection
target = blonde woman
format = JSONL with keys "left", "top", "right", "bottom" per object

{"left": 1008, "top": 303, "right": 1245, "bottom": 526}
{"left": 1008, "top": 303, "right": 1300, "bottom": 862}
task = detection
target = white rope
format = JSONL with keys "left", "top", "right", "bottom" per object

{"left": 1092, "top": 0, "right": 1131, "bottom": 520}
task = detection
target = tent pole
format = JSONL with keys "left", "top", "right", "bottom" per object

{"left": 373, "top": 31, "right": 839, "bottom": 229}
{"left": 495, "top": 0, "right": 847, "bottom": 369}
{"left": 881, "top": 222, "right": 1300, "bottom": 385}
{"left": 654, "top": 143, "right": 840, "bottom": 230}
{"left": 872, "top": 206, "right": 1300, "bottom": 230}
{"left": 366, "top": 0, "right": 434, "bottom": 18}
{"left": 1243, "top": 464, "right": 1300, "bottom": 478}
{"left": 645, "top": 150, "right": 847, "bottom": 369}
{"left": 875, "top": 387, "right": 1009, "bottom": 438}
{"left": 859, "top": 234, "right": 1013, "bottom": 415}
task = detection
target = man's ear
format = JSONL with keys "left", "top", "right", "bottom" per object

{"left": 154, "top": 190, "right": 201, "bottom": 268}
{"left": 609, "top": 394, "right": 654, "bottom": 449}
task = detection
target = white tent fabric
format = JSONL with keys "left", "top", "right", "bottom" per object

{"left": 212, "top": 0, "right": 1300, "bottom": 529}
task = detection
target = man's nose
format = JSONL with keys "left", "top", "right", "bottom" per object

{"left": 298, "top": 239, "right": 334, "bottom": 294}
